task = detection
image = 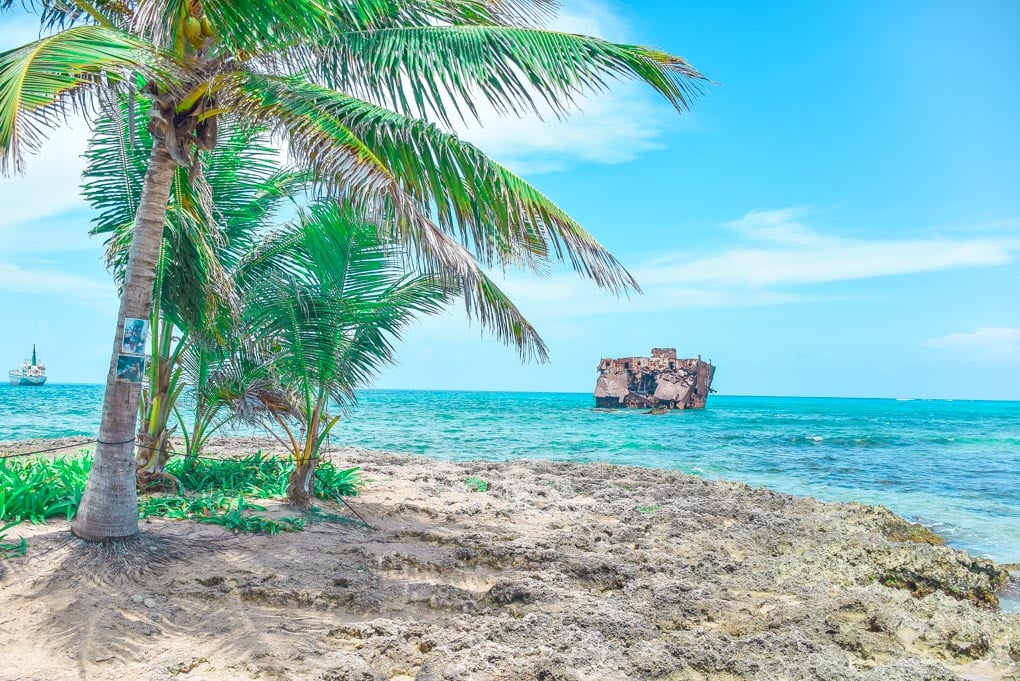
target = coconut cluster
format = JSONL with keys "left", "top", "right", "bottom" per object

{"left": 183, "top": 10, "right": 214, "bottom": 48}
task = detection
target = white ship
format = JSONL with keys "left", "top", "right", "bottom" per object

{"left": 9, "top": 345, "right": 47, "bottom": 386}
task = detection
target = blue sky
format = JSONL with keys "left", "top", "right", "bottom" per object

{"left": 1, "top": 0, "right": 1018, "bottom": 399}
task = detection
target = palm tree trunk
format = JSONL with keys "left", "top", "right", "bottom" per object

{"left": 286, "top": 459, "right": 316, "bottom": 506}
{"left": 286, "top": 402, "right": 321, "bottom": 506}
{"left": 72, "top": 142, "right": 177, "bottom": 541}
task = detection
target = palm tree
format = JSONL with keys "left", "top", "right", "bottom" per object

{"left": 0, "top": 0, "right": 706, "bottom": 540}
{"left": 82, "top": 101, "right": 541, "bottom": 480}
{"left": 83, "top": 101, "right": 307, "bottom": 475}
{"left": 234, "top": 203, "right": 451, "bottom": 503}
{"left": 174, "top": 340, "right": 284, "bottom": 465}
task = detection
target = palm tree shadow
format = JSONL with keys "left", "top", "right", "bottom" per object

{"left": 3, "top": 503, "right": 528, "bottom": 678}
{"left": 4, "top": 522, "right": 276, "bottom": 674}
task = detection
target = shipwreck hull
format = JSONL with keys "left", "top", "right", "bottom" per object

{"left": 595, "top": 348, "right": 715, "bottom": 411}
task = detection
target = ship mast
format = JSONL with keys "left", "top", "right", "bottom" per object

{"left": 32, "top": 344, "right": 37, "bottom": 366}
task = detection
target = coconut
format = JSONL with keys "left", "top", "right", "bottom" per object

{"left": 184, "top": 16, "right": 202, "bottom": 43}
{"left": 200, "top": 15, "right": 214, "bottom": 37}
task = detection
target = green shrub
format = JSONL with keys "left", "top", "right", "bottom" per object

{"left": 314, "top": 463, "right": 361, "bottom": 499}
{"left": 464, "top": 476, "right": 489, "bottom": 493}
{"left": 168, "top": 453, "right": 360, "bottom": 500}
{"left": 168, "top": 453, "right": 292, "bottom": 498}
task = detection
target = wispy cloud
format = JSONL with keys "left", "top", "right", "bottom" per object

{"left": 639, "top": 208, "right": 1019, "bottom": 288}
{"left": 486, "top": 207, "right": 1020, "bottom": 319}
{"left": 0, "top": 22, "right": 92, "bottom": 228}
{"left": 0, "top": 262, "right": 113, "bottom": 300}
{"left": 449, "top": 0, "right": 699, "bottom": 174}
{"left": 922, "top": 328, "right": 1020, "bottom": 363}
{"left": 455, "top": 87, "right": 678, "bottom": 175}
{"left": 0, "top": 121, "right": 90, "bottom": 227}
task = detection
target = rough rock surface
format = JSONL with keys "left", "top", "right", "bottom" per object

{"left": 1, "top": 442, "right": 1018, "bottom": 680}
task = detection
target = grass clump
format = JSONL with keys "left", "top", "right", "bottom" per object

{"left": 0, "top": 453, "right": 91, "bottom": 524}
{"left": 145, "top": 453, "right": 359, "bottom": 534}
{"left": 166, "top": 453, "right": 360, "bottom": 500}
{"left": 0, "top": 451, "right": 360, "bottom": 537}
{"left": 464, "top": 476, "right": 489, "bottom": 493}
{"left": 139, "top": 494, "right": 305, "bottom": 535}
{"left": 168, "top": 453, "right": 292, "bottom": 498}
{"left": 0, "top": 521, "right": 27, "bottom": 559}
{"left": 0, "top": 535, "right": 27, "bottom": 559}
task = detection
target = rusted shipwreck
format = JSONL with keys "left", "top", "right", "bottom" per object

{"left": 595, "top": 348, "right": 715, "bottom": 411}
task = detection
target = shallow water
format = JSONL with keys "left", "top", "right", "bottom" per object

{"left": 2, "top": 385, "right": 1018, "bottom": 562}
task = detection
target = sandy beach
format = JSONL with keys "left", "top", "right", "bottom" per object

{"left": 1, "top": 438, "right": 1019, "bottom": 680}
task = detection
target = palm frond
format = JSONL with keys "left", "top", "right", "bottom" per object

{"left": 0, "top": 0, "right": 128, "bottom": 30}
{"left": 319, "top": 0, "right": 558, "bottom": 30}
{"left": 239, "top": 201, "right": 547, "bottom": 361}
{"left": 317, "top": 25, "right": 705, "bottom": 127}
{"left": 0, "top": 25, "right": 167, "bottom": 173}
{"left": 83, "top": 98, "right": 301, "bottom": 333}
{"left": 231, "top": 74, "right": 639, "bottom": 295}
{"left": 238, "top": 203, "right": 451, "bottom": 405}
{"left": 132, "top": 0, "right": 334, "bottom": 54}
{"left": 180, "top": 340, "right": 297, "bottom": 425}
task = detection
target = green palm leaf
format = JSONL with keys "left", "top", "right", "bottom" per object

{"left": 227, "top": 0, "right": 556, "bottom": 67}
{"left": 0, "top": 0, "right": 127, "bottom": 29}
{"left": 318, "top": 25, "right": 705, "bottom": 126}
{"left": 231, "top": 74, "right": 638, "bottom": 294}
{"left": 240, "top": 202, "right": 547, "bottom": 362}
{"left": 133, "top": 0, "right": 335, "bottom": 55}
{"left": 318, "top": 0, "right": 557, "bottom": 30}
{"left": 240, "top": 203, "right": 451, "bottom": 409}
{"left": 83, "top": 99, "right": 304, "bottom": 332}
{"left": 0, "top": 25, "right": 166, "bottom": 172}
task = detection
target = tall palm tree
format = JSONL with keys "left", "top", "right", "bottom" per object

{"left": 0, "top": 0, "right": 706, "bottom": 540}
{"left": 83, "top": 101, "right": 307, "bottom": 473}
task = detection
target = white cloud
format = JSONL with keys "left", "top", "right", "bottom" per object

{"left": 639, "top": 208, "right": 1019, "bottom": 288}
{"left": 475, "top": 208, "right": 1020, "bottom": 321}
{"left": 922, "top": 328, "right": 1020, "bottom": 363}
{"left": 0, "top": 262, "right": 114, "bottom": 300}
{"left": 639, "top": 237, "right": 1014, "bottom": 288}
{"left": 724, "top": 207, "right": 831, "bottom": 246}
{"left": 449, "top": 0, "right": 697, "bottom": 175}
{"left": 0, "top": 19, "right": 92, "bottom": 227}
{"left": 455, "top": 87, "right": 674, "bottom": 174}
{"left": 0, "top": 121, "right": 91, "bottom": 227}
{"left": 544, "top": 0, "right": 633, "bottom": 39}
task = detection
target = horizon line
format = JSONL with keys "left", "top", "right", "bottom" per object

{"left": 7, "top": 383, "right": 1019, "bottom": 403}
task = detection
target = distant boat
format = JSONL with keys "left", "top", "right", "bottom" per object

{"left": 9, "top": 345, "right": 47, "bottom": 386}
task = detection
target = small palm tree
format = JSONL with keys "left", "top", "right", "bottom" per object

{"left": 175, "top": 338, "right": 288, "bottom": 465}
{"left": 235, "top": 203, "right": 451, "bottom": 503}
{"left": 1, "top": 0, "right": 705, "bottom": 540}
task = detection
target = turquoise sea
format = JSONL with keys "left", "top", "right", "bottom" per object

{"left": 2, "top": 385, "right": 1018, "bottom": 564}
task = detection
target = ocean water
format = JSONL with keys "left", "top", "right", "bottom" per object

{"left": 2, "top": 384, "right": 1018, "bottom": 563}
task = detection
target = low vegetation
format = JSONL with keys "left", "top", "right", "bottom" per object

{"left": 0, "top": 452, "right": 360, "bottom": 552}
{"left": 0, "top": 524, "right": 27, "bottom": 559}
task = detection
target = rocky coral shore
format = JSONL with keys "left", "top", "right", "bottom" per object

{"left": 1, "top": 441, "right": 1018, "bottom": 680}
